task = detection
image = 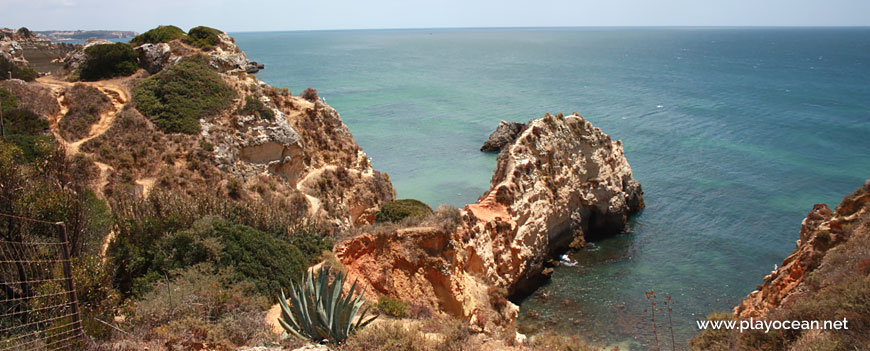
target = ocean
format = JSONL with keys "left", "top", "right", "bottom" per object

{"left": 232, "top": 27, "right": 870, "bottom": 349}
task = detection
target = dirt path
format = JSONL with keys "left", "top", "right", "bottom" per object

{"left": 37, "top": 76, "right": 132, "bottom": 259}
{"left": 296, "top": 165, "right": 338, "bottom": 217}
{"left": 37, "top": 76, "right": 129, "bottom": 155}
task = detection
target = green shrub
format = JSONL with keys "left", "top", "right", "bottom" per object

{"left": 130, "top": 25, "right": 186, "bottom": 46}
{"left": 186, "top": 26, "right": 222, "bottom": 49}
{"left": 235, "top": 95, "right": 275, "bottom": 120}
{"left": 79, "top": 43, "right": 138, "bottom": 81}
{"left": 0, "top": 88, "right": 16, "bottom": 112}
{"left": 375, "top": 199, "right": 433, "bottom": 223}
{"left": 161, "top": 217, "right": 308, "bottom": 297}
{"left": 286, "top": 224, "right": 333, "bottom": 263}
{"left": 0, "top": 56, "right": 39, "bottom": 82}
{"left": 133, "top": 55, "right": 235, "bottom": 134}
{"left": 73, "top": 255, "right": 121, "bottom": 340}
{"left": 376, "top": 296, "right": 408, "bottom": 318}
{"left": 3, "top": 107, "right": 46, "bottom": 135}
{"left": 0, "top": 55, "right": 38, "bottom": 82}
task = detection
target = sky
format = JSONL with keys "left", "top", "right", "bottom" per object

{"left": 2, "top": 0, "right": 870, "bottom": 32}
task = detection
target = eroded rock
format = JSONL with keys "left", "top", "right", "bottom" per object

{"left": 480, "top": 120, "right": 527, "bottom": 152}
{"left": 337, "top": 112, "right": 644, "bottom": 330}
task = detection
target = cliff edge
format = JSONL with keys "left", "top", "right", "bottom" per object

{"left": 692, "top": 181, "right": 870, "bottom": 350}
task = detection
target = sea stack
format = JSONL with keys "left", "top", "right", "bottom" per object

{"left": 337, "top": 112, "right": 643, "bottom": 331}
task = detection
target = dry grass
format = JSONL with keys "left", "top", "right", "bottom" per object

{"left": 0, "top": 80, "right": 59, "bottom": 118}
{"left": 58, "top": 84, "right": 112, "bottom": 141}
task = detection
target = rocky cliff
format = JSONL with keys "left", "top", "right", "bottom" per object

{"left": 735, "top": 181, "right": 870, "bottom": 319}
{"left": 691, "top": 182, "right": 870, "bottom": 350}
{"left": 1, "top": 27, "right": 76, "bottom": 73}
{"left": 337, "top": 113, "right": 643, "bottom": 331}
{"left": 4, "top": 28, "right": 393, "bottom": 231}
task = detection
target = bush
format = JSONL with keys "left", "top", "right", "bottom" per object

{"left": 300, "top": 88, "right": 318, "bottom": 102}
{"left": 73, "top": 255, "right": 121, "bottom": 340}
{"left": 57, "top": 84, "right": 112, "bottom": 141}
{"left": 376, "top": 296, "right": 409, "bottom": 318}
{"left": 130, "top": 25, "right": 186, "bottom": 46}
{"left": 0, "top": 55, "right": 38, "bottom": 82}
{"left": 186, "top": 26, "right": 222, "bottom": 49}
{"left": 129, "top": 265, "right": 275, "bottom": 350}
{"left": 226, "top": 177, "right": 244, "bottom": 199}
{"left": 235, "top": 95, "right": 275, "bottom": 120}
{"left": 375, "top": 199, "right": 433, "bottom": 223}
{"left": 108, "top": 188, "right": 315, "bottom": 297}
{"left": 79, "top": 43, "right": 139, "bottom": 81}
{"left": 159, "top": 217, "right": 309, "bottom": 298}
{"left": 0, "top": 99, "right": 53, "bottom": 161}
{"left": 431, "top": 204, "right": 462, "bottom": 232}
{"left": 0, "top": 88, "right": 16, "bottom": 113}
{"left": 133, "top": 55, "right": 235, "bottom": 134}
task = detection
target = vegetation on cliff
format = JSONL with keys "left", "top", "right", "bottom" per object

{"left": 129, "top": 25, "right": 186, "bottom": 46}
{"left": 374, "top": 199, "right": 433, "bottom": 223}
{"left": 133, "top": 55, "right": 235, "bottom": 133}
{"left": 186, "top": 26, "right": 222, "bottom": 49}
{"left": 235, "top": 95, "right": 275, "bottom": 120}
{"left": 79, "top": 43, "right": 139, "bottom": 81}
{"left": 692, "top": 183, "right": 870, "bottom": 350}
{"left": 0, "top": 88, "right": 51, "bottom": 160}
{"left": 0, "top": 55, "right": 38, "bottom": 81}
{"left": 57, "top": 84, "right": 112, "bottom": 140}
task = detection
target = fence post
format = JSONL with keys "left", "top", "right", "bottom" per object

{"left": 55, "top": 222, "right": 83, "bottom": 344}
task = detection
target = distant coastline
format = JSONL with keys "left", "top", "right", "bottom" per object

{"left": 34, "top": 30, "right": 138, "bottom": 42}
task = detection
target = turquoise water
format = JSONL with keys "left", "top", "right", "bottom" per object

{"left": 233, "top": 28, "right": 870, "bottom": 348}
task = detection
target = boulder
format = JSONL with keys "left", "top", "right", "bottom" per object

{"left": 135, "top": 42, "right": 173, "bottom": 74}
{"left": 480, "top": 120, "right": 527, "bottom": 152}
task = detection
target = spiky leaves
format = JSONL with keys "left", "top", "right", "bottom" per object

{"left": 278, "top": 267, "right": 376, "bottom": 343}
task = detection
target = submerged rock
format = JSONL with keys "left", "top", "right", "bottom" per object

{"left": 480, "top": 120, "right": 527, "bottom": 152}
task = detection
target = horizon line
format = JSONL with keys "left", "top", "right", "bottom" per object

{"left": 15, "top": 24, "right": 870, "bottom": 34}
{"left": 226, "top": 25, "right": 870, "bottom": 34}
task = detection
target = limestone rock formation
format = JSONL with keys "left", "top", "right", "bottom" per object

{"left": 2, "top": 27, "right": 76, "bottom": 73}
{"left": 480, "top": 120, "right": 526, "bottom": 152}
{"left": 135, "top": 43, "right": 174, "bottom": 74}
{"left": 20, "top": 29, "right": 391, "bottom": 233}
{"left": 337, "top": 113, "right": 643, "bottom": 331}
{"left": 735, "top": 180, "right": 870, "bottom": 319}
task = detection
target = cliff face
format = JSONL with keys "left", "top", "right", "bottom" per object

{"left": 337, "top": 113, "right": 643, "bottom": 330}
{"left": 735, "top": 181, "right": 870, "bottom": 319}
{"left": 692, "top": 182, "right": 870, "bottom": 350}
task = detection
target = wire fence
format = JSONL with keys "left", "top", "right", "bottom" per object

{"left": 0, "top": 215, "right": 84, "bottom": 351}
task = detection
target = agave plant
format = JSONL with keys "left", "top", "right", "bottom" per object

{"left": 278, "top": 267, "right": 377, "bottom": 343}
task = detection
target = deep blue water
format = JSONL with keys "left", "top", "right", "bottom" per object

{"left": 233, "top": 28, "right": 870, "bottom": 349}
